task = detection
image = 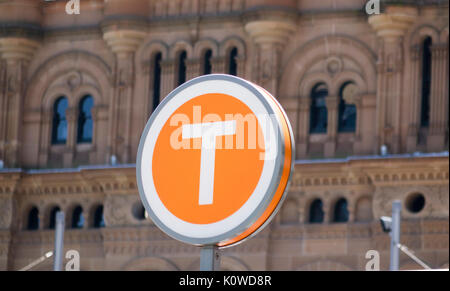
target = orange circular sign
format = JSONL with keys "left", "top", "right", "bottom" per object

{"left": 137, "top": 75, "right": 294, "bottom": 247}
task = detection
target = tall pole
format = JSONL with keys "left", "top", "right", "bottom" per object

{"left": 390, "top": 200, "right": 401, "bottom": 271}
{"left": 200, "top": 245, "right": 220, "bottom": 271}
{"left": 53, "top": 211, "right": 65, "bottom": 271}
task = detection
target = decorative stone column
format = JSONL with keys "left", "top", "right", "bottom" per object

{"left": 369, "top": 6, "right": 417, "bottom": 154}
{"left": 160, "top": 59, "right": 176, "bottom": 99}
{"left": 427, "top": 43, "right": 448, "bottom": 152}
{"left": 244, "top": 13, "right": 296, "bottom": 96}
{"left": 324, "top": 95, "right": 339, "bottom": 158}
{"left": 0, "top": 37, "right": 40, "bottom": 167}
{"left": 103, "top": 27, "right": 146, "bottom": 164}
{"left": 406, "top": 45, "right": 422, "bottom": 152}
{"left": 186, "top": 59, "right": 201, "bottom": 80}
{"left": 64, "top": 107, "right": 77, "bottom": 168}
{"left": 297, "top": 97, "right": 310, "bottom": 158}
{"left": 211, "top": 56, "right": 226, "bottom": 74}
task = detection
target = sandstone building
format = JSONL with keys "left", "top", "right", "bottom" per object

{"left": 0, "top": 0, "right": 448, "bottom": 271}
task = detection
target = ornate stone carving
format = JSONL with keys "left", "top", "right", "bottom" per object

{"left": 0, "top": 198, "right": 12, "bottom": 229}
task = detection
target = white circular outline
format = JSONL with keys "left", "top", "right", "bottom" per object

{"left": 139, "top": 79, "right": 278, "bottom": 239}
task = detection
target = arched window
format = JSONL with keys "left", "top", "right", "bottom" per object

{"left": 203, "top": 49, "right": 212, "bottom": 75}
{"left": 309, "top": 199, "right": 324, "bottom": 223}
{"left": 27, "top": 207, "right": 39, "bottom": 231}
{"left": 48, "top": 206, "right": 61, "bottom": 229}
{"left": 93, "top": 205, "right": 105, "bottom": 228}
{"left": 420, "top": 36, "right": 432, "bottom": 128}
{"left": 338, "top": 82, "right": 357, "bottom": 133}
{"left": 152, "top": 52, "right": 162, "bottom": 112}
{"left": 228, "top": 47, "right": 238, "bottom": 76}
{"left": 71, "top": 206, "right": 84, "bottom": 229}
{"left": 52, "top": 97, "right": 68, "bottom": 144}
{"left": 177, "top": 50, "right": 187, "bottom": 86}
{"left": 309, "top": 83, "right": 328, "bottom": 134}
{"left": 77, "top": 95, "right": 94, "bottom": 143}
{"left": 333, "top": 198, "right": 349, "bottom": 223}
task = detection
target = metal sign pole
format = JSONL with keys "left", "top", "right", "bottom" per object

{"left": 53, "top": 211, "right": 65, "bottom": 271}
{"left": 390, "top": 200, "right": 401, "bottom": 271}
{"left": 200, "top": 245, "right": 220, "bottom": 271}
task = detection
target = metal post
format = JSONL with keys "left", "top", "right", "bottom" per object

{"left": 53, "top": 211, "right": 65, "bottom": 271}
{"left": 390, "top": 200, "right": 401, "bottom": 271}
{"left": 200, "top": 245, "right": 220, "bottom": 271}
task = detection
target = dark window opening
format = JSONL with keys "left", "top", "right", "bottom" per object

{"left": 309, "top": 83, "right": 328, "bottom": 134}
{"left": 203, "top": 49, "right": 212, "bottom": 75}
{"left": 333, "top": 198, "right": 349, "bottom": 223}
{"left": 93, "top": 205, "right": 105, "bottom": 228}
{"left": 177, "top": 51, "right": 187, "bottom": 86}
{"left": 228, "top": 47, "right": 238, "bottom": 76}
{"left": 49, "top": 206, "right": 61, "bottom": 229}
{"left": 338, "top": 82, "right": 357, "bottom": 133}
{"left": 152, "top": 52, "right": 162, "bottom": 112}
{"left": 309, "top": 199, "right": 324, "bottom": 223}
{"left": 421, "top": 37, "right": 432, "bottom": 128}
{"left": 132, "top": 202, "right": 147, "bottom": 221}
{"left": 71, "top": 206, "right": 84, "bottom": 229}
{"left": 27, "top": 207, "right": 39, "bottom": 231}
{"left": 52, "top": 97, "right": 68, "bottom": 145}
{"left": 77, "top": 95, "right": 94, "bottom": 143}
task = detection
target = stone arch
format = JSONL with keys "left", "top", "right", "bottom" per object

{"left": 409, "top": 24, "right": 441, "bottom": 47}
{"left": 121, "top": 256, "right": 179, "bottom": 271}
{"left": 296, "top": 260, "right": 353, "bottom": 271}
{"left": 138, "top": 39, "right": 170, "bottom": 61}
{"left": 26, "top": 50, "right": 112, "bottom": 110}
{"left": 354, "top": 195, "right": 373, "bottom": 222}
{"left": 331, "top": 71, "right": 368, "bottom": 97}
{"left": 299, "top": 72, "right": 331, "bottom": 98}
{"left": 219, "top": 36, "right": 246, "bottom": 57}
{"left": 169, "top": 40, "right": 194, "bottom": 59}
{"left": 194, "top": 38, "right": 220, "bottom": 58}
{"left": 280, "top": 35, "right": 377, "bottom": 98}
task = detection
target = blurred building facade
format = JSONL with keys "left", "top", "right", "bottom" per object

{"left": 0, "top": 0, "right": 448, "bottom": 270}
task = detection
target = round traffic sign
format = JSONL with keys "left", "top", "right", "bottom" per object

{"left": 136, "top": 74, "right": 294, "bottom": 247}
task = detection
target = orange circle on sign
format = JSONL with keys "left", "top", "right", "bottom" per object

{"left": 152, "top": 93, "right": 265, "bottom": 224}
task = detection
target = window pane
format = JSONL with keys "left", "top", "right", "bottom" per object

{"left": 49, "top": 206, "right": 61, "bottom": 229}
{"left": 333, "top": 199, "right": 349, "bottom": 223}
{"left": 77, "top": 95, "right": 94, "bottom": 143}
{"left": 309, "top": 199, "right": 324, "bottom": 223}
{"left": 72, "top": 206, "right": 84, "bottom": 229}
{"left": 338, "top": 82, "right": 357, "bottom": 133}
{"left": 52, "top": 97, "right": 68, "bottom": 144}
{"left": 93, "top": 205, "right": 105, "bottom": 228}
{"left": 309, "top": 83, "right": 328, "bottom": 134}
